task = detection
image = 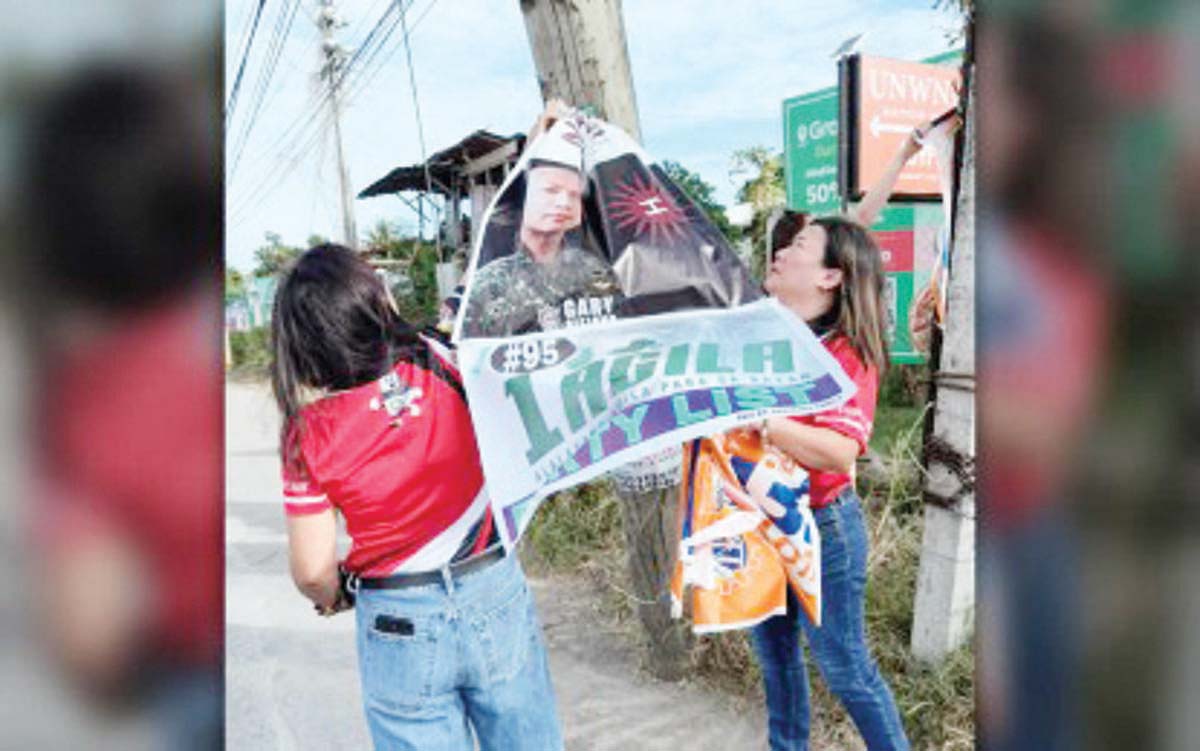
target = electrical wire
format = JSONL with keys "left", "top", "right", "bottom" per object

{"left": 226, "top": 0, "right": 268, "bottom": 123}
{"left": 229, "top": 0, "right": 440, "bottom": 229}
{"left": 229, "top": 0, "right": 303, "bottom": 176}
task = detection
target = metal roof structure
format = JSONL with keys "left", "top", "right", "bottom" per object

{"left": 358, "top": 129, "right": 524, "bottom": 199}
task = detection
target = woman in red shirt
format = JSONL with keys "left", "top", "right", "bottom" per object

{"left": 749, "top": 211, "right": 908, "bottom": 751}
{"left": 269, "top": 245, "right": 561, "bottom": 750}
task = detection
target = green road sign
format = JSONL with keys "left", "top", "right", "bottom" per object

{"left": 782, "top": 86, "right": 840, "bottom": 214}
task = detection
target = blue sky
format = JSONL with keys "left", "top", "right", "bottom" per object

{"left": 225, "top": 0, "right": 962, "bottom": 272}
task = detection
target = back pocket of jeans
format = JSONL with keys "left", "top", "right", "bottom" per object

{"left": 472, "top": 582, "right": 535, "bottom": 686}
{"left": 359, "top": 605, "right": 441, "bottom": 709}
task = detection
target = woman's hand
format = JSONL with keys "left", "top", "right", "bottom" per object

{"left": 759, "top": 417, "right": 859, "bottom": 474}
{"left": 909, "top": 282, "right": 937, "bottom": 354}
{"left": 528, "top": 98, "right": 571, "bottom": 142}
{"left": 851, "top": 111, "right": 962, "bottom": 227}
{"left": 900, "top": 123, "right": 928, "bottom": 162}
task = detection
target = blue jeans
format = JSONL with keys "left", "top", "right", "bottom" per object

{"left": 354, "top": 552, "right": 563, "bottom": 750}
{"left": 750, "top": 490, "right": 909, "bottom": 751}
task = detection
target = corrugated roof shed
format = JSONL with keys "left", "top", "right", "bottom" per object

{"left": 358, "top": 129, "right": 523, "bottom": 198}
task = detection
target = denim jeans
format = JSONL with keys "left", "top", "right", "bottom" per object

{"left": 354, "top": 552, "right": 563, "bottom": 750}
{"left": 750, "top": 490, "right": 909, "bottom": 751}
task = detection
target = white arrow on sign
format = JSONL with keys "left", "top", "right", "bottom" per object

{"left": 869, "top": 114, "right": 914, "bottom": 138}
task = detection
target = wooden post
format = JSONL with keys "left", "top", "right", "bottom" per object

{"left": 518, "top": 0, "right": 691, "bottom": 681}
{"left": 911, "top": 73, "right": 976, "bottom": 662}
{"left": 616, "top": 484, "right": 691, "bottom": 681}
{"left": 518, "top": 0, "right": 642, "bottom": 141}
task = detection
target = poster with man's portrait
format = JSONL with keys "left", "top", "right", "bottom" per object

{"left": 454, "top": 112, "right": 762, "bottom": 342}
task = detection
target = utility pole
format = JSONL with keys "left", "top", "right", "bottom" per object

{"left": 911, "top": 70, "right": 976, "bottom": 662}
{"left": 518, "top": 0, "right": 642, "bottom": 141}
{"left": 519, "top": 0, "right": 690, "bottom": 682}
{"left": 318, "top": 0, "right": 358, "bottom": 250}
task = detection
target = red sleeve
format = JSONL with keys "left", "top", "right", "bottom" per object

{"left": 789, "top": 337, "right": 878, "bottom": 456}
{"left": 281, "top": 420, "right": 332, "bottom": 516}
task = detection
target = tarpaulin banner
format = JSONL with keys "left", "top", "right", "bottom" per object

{"left": 671, "top": 431, "right": 822, "bottom": 633}
{"left": 458, "top": 298, "right": 856, "bottom": 547}
{"left": 453, "top": 112, "right": 761, "bottom": 342}
{"left": 922, "top": 112, "right": 959, "bottom": 323}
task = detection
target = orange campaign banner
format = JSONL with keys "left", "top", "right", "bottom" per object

{"left": 840, "top": 54, "right": 961, "bottom": 198}
{"left": 670, "top": 430, "right": 823, "bottom": 634}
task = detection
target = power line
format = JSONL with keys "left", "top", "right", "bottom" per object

{"left": 230, "top": 0, "right": 404, "bottom": 209}
{"left": 229, "top": 0, "right": 440, "bottom": 230}
{"left": 231, "top": 0, "right": 301, "bottom": 170}
{"left": 342, "top": 2, "right": 406, "bottom": 103}
{"left": 226, "top": 0, "right": 268, "bottom": 123}
{"left": 398, "top": 0, "right": 441, "bottom": 256}
{"left": 229, "top": 0, "right": 303, "bottom": 176}
{"left": 229, "top": 107, "right": 334, "bottom": 226}
{"left": 248, "top": 0, "right": 400, "bottom": 166}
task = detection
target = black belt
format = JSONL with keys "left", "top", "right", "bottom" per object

{"left": 354, "top": 545, "right": 507, "bottom": 591}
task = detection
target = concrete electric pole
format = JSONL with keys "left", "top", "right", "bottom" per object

{"left": 518, "top": 0, "right": 642, "bottom": 141}
{"left": 911, "top": 71, "right": 976, "bottom": 662}
{"left": 318, "top": 0, "right": 358, "bottom": 250}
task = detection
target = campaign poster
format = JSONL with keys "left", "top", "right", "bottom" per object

{"left": 457, "top": 298, "right": 856, "bottom": 547}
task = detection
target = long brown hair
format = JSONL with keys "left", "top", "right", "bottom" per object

{"left": 772, "top": 212, "right": 889, "bottom": 373}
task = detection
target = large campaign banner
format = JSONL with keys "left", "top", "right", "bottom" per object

{"left": 457, "top": 298, "right": 856, "bottom": 548}
{"left": 453, "top": 111, "right": 761, "bottom": 343}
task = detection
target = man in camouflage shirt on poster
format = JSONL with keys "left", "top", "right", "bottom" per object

{"left": 460, "top": 123, "right": 623, "bottom": 338}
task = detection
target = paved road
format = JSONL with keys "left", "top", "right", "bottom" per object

{"left": 226, "top": 381, "right": 766, "bottom": 750}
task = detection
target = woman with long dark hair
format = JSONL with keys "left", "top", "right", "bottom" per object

{"left": 269, "top": 244, "right": 561, "bottom": 750}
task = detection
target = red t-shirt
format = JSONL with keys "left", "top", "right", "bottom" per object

{"left": 281, "top": 339, "right": 492, "bottom": 576}
{"left": 980, "top": 223, "right": 1108, "bottom": 529}
{"left": 38, "top": 292, "right": 223, "bottom": 667}
{"left": 788, "top": 333, "right": 877, "bottom": 508}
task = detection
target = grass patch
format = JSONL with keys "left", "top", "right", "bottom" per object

{"left": 522, "top": 482, "right": 624, "bottom": 574}
{"left": 228, "top": 326, "right": 271, "bottom": 378}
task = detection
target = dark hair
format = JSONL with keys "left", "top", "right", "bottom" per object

{"left": 770, "top": 210, "right": 809, "bottom": 259}
{"left": 270, "top": 244, "right": 420, "bottom": 468}
{"left": 813, "top": 216, "right": 889, "bottom": 374}
{"left": 22, "top": 64, "right": 218, "bottom": 312}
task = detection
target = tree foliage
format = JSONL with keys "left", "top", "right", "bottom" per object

{"left": 225, "top": 267, "right": 246, "bottom": 302}
{"left": 364, "top": 220, "right": 440, "bottom": 326}
{"left": 730, "top": 146, "right": 786, "bottom": 281}
{"left": 660, "top": 160, "right": 737, "bottom": 242}
{"left": 731, "top": 147, "right": 785, "bottom": 211}
{"left": 252, "top": 232, "right": 302, "bottom": 278}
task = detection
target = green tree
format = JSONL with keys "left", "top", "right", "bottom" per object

{"left": 225, "top": 267, "right": 247, "bottom": 303}
{"left": 660, "top": 160, "right": 737, "bottom": 242}
{"left": 364, "top": 220, "right": 440, "bottom": 325}
{"left": 252, "top": 232, "right": 302, "bottom": 277}
{"left": 730, "top": 146, "right": 785, "bottom": 281}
